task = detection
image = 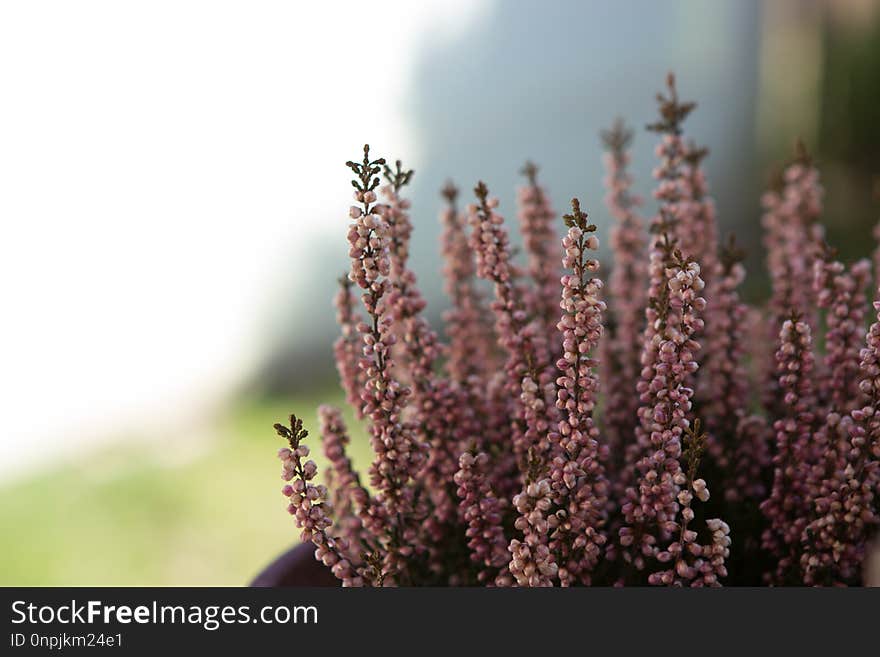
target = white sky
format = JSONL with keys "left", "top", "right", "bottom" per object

{"left": 0, "top": 0, "right": 487, "bottom": 478}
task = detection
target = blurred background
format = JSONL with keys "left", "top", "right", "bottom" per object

{"left": 1, "top": 0, "right": 878, "bottom": 585}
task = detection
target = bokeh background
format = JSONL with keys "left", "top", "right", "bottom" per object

{"left": 2, "top": 0, "right": 879, "bottom": 585}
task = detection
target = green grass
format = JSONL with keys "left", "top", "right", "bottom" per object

{"left": 0, "top": 392, "right": 370, "bottom": 586}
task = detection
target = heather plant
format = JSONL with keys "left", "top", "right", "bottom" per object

{"left": 273, "top": 74, "right": 880, "bottom": 586}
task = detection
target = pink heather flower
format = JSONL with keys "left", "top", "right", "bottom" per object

{"left": 378, "top": 169, "right": 417, "bottom": 377}
{"left": 345, "top": 147, "right": 428, "bottom": 583}
{"left": 469, "top": 181, "right": 558, "bottom": 468}
{"left": 813, "top": 252, "right": 871, "bottom": 413}
{"left": 454, "top": 451, "right": 510, "bottom": 583}
{"left": 272, "top": 76, "right": 880, "bottom": 587}
{"left": 760, "top": 316, "right": 820, "bottom": 584}
{"left": 438, "top": 182, "right": 512, "bottom": 501}
{"left": 618, "top": 249, "right": 706, "bottom": 579}
{"left": 483, "top": 370, "right": 522, "bottom": 500}
{"left": 381, "top": 162, "right": 414, "bottom": 278}
{"left": 857, "top": 298, "right": 880, "bottom": 403}
{"left": 647, "top": 421, "right": 730, "bottom": 587}
{"left": 873, "top": 221, "right": 880, "bottom": 294}
{"left": 617, "top": 75, "right": 726, "bottom": 585}
{"left": 700, "top": 237, "right": 751, "bottom": 473}
{"left": 275, "top": 415, "right": 368, "bottom": 587}
{"left": 760, "top": 145, "right": 825, "bottom": 413}
{"left": 624, "top": 72, "right": 698, "bottom": 489}
{"left": 649, "top": 515, "right": 732, "bottom": 588}
{"left": 726, "top": 414, "right": 772, "bottom": 505}
{"left": 600, "top": 119, "right": 647, "bottom": 471}
{"left": 681, "top": 142, "right": 743, "bottom": 465}
{"left": 518, "top": 161, "right": 561, "bottom": 342}
{"left": 333, "top": 276, "right": 364, "bottom": 418}
{"left": 439, "top": 181, "right": 495, "bottom": 389}
{"left": 542, "top": 198, "right": 610, "bottom": 586}
{"left": 677, "top": 141, "right": 720, "bottom": 276}
{"left": 469, "top": 181, "right": 564, "bottom": 585}
{"left": 507, "top": 479, "right": 558, "bottom": 586}
{"left": 318, "top": 405, "right": 375, "bottom": 555}
{"left": 799, "top": 297, "right": 880, "bottom": 585}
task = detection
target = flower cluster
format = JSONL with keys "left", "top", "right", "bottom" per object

{"left": 760, "top": 315, "right": 819, "bottom": 583}
{"left": 546, "top": 199, "right": 609, "bottom": 585}
{"left": 813, "top": 249, "right": 871, "bottom": 412}
{"left": 276, "top": 415, "right": 368, "bottom": 586}
{"left": 271, "top": 75, "right": 880, "bottom": 586}
{"left": 453, "top": 450, "right": 509, "bottom": 583}
{"left": 518, "top": 161, "right": 561, "bottom": 340}
{"left": 600, "top": 119, "right": 647, "bottom": 470}
{"left": 468, "top": 181, "right": 557, "bottom": 470}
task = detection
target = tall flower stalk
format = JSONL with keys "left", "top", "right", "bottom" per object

{"left": 344, "top": 146, "right": 426, "bottom": 583}
{"left": 518, "top": 161, "right": 561, "bottom": 343}
{"left": 546, "top": 199, "right": 609, "bottom": 585}
{"left": 601, "top": 119, "right": 647, "bottom": 471}
{"left": 760, "top": 314, "right": 820, "bottom": 584}
{"left": 469, "top": 182, "right": 558, "bottom": 470}
{"left": 760, "top": 144, "right": 826, "bottom": 415}
{"left": 615, "top": 74, "right": 728, "bottom": 585}
{"left": 813, "top": 247, "right": 871, "bottom": 413}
